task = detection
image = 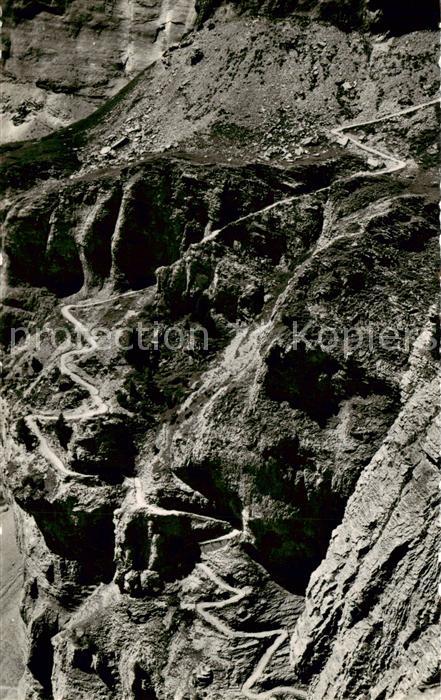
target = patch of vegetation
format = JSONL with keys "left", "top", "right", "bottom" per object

{"left": 331, "top": 175, "right": 404, "bottom": 218}
{"left": 0, "top": 131, "right": 80, "bottom": 192}
{"left": 210, "top": 121, "right": 254, "bottom": 144}
{"left": 0, "top": 68, "right": 145, "bottom": 192}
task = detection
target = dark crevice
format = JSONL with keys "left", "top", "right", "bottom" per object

{"left": 27, "top": 612, "right": 58, "bottom": 696}
{"left": 4, "top": 0, "right": 69, "bottom": 23}
{"left": 175, "top": 460, "right": 243, "bottom": 527}
{"left": 123, "top": 514, "right": 152, "bottom": 571}
{"left": 264, "top": 343, "right": 398, "bottom": 427}
{"left": 244, "top": 495, "right": 346, "bottom": 595}
{"left": 6, "top": 200, "right": 84, "bottom": 297}
{"left": 132, "top": 663, "right": 158, "bottom": 699}
{"left": 113, "top": 177, "right": 183, "bottom": 290}
{"left": 83, "top": 188, "right": 122, "bottom": 285}
{"left": 16, "top": 496, "right": 118, "bottom": 585}
{"left": 368, "top": 0, "right": 440, "bottom": 34}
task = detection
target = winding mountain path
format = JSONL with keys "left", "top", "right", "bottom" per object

{"left": 177, "top": 97, "right": 440, "bottom": 699}
{"left": 23, "top": 289, "right": 142, "bottom": 479}
{"left": 329, "top": 97, "right": 440, "bottom": 176}
{"left": 8, "top": 95, "right": 440, "bottom": 699}
{"left": 185, "top": 552, "right": 308, "bottom": 699}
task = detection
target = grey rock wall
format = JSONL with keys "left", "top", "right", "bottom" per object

{"left": 1, "top": 0, "right": 196, "bottom": 142}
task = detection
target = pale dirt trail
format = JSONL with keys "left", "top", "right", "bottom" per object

{"left": 178, "top": 97, "right": 440, "bottom": 699}
{"left": 180, "top": 543, "right": 308, "bottom": 699}
{"left": 6, "top": 96, "right": 439, "bottom": 699}
{"left": 24, "top": 289, "right": 143, "bottom": 476}
{"left": 132, "top": 475, "right": 234, "bottom": 526}
{"left": 201, "top": 98, "right": 439, "bottom": 298}
{"left": 329, "top": 97, "right": 440, "bottom": 176}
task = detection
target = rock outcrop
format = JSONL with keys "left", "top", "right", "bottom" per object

{"left": 291, "top": 372, "right": 439, "bottom": 699}
{"left": 0, "top": 1, "right": 439, "bottom": 698}
{"left": 1, "top": 0, "right": 196, "bottom": 142}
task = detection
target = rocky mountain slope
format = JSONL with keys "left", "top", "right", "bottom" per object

{"left": 1, "top": 0, "right": 196, "bottom": 142}
{"left": 0, "top": 1, "right": 439, "bottom": 698}
{"left": 0, "top": 504, "right": 26, "bottom": 698}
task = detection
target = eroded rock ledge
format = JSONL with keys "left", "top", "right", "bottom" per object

{"left": 1, "top": 125, "right": 439, "bottom": 696}
{"left": 0, "top": 3, "right": 439, "bottom": 698}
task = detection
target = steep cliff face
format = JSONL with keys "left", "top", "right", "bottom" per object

{"left": 0, "top": 2, "right": 439, "bottom": 699}
{"left": 291, "top": 368, "right": 439, "bottom": 699}
{"left": 1, "top": 0, "right": 196, "bottom": 142}
{"left": 2, "top": 138, "right": 439, "bottom": 698}
{"left": 3, "top": 0, "right": 438, "bottom": 144}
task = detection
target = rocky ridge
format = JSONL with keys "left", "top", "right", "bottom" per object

{"left": 0, "top": 2, "right": 439, "bottom": 699}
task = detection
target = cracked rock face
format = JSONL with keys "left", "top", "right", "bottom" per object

{"left": 1, "top": 0, "right": 196, "bottom": 142}
{"left": 290, "top": 375, "right": 440, "bottom": 699}
{"left": 0, "top": 2, "right": 439, "bottom": 699}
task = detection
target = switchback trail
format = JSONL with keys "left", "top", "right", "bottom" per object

{"left": 329, "top": 97, "right": 440, "bottom": 176}
{"left": 176, "top": 97, "right": 440, "bottom": 700}
{"left": 183, "top": 549, "right": 308, "bottom": 699}
{"left": 10, "top": 95, "right": 440, "bottom": 699}
{"left": 23, "top": 289, "right": 145, "bottom": 480}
